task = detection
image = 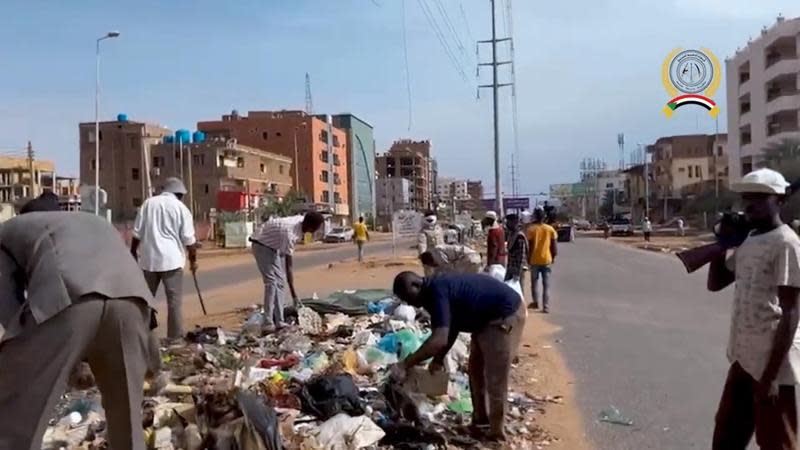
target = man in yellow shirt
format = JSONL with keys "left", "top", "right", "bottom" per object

{"left": 353, "top": 216, "right": 370, "bottom": 262}
{"left": 526, "top": 208, "right": 558, "bottom": 313}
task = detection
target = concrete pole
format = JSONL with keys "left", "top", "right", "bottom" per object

{"left": 490, "top": 0, "right": 503, "bottom": 216}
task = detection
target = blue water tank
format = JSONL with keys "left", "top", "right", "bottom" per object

{"left": 117, "top": 113, "right": 128, "bottom": 122}
{"left": 192, "top": 131, "right": 206, "bottom": 143}
{"left": 163, "top": 135, "right": 175, "bottom": 144}
{"left": 176, "top": 129, "right": 191, "bottom": 144}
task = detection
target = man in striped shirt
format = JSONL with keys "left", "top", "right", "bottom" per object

{"left": 250, "top": 212, "right": 325, "bottom": 333}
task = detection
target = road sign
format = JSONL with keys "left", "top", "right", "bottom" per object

{"left": 481, "top": 197, "right": 530, "bottom": 210}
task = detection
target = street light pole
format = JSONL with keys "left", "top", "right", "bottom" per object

{"left": 95, "top": 31, "right": 120, "bottom": 216}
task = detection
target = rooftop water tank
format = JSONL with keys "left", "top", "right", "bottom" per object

{"left": 117, "top": 113, "right": 128, "bottom": 122}
{"left": 192, "top": 131, "right": 206, "bottom": 143}
{"left": 176, "top": 129, "right": 191, "bottom": 144}
{"left": 163, "top": 135, "right": 175, "bottom": 144}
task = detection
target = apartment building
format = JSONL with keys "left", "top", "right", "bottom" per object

{"left": 436, "top": 176, "right": 454, "bottom": 201}
{"left": 375, "top": 139, "right": 435, "bottom": 211}
{"left": 0, "top": 156, "right": 56, "bottom": 203}
{"left": 647, "top": 133, "right": 728, "bottom": 219}
{"left": 78, "top": 116, "right": 171, "bottom": 220}
{"left": 331, "top": 114, "right": 376, "bottom": 222}
{"left": 726, "top": 15, "right": 800, "bottom": 180}
{"left": 147, "top": 139, "right": 292, "bottom": 218}
{"left": 376, "top": 176, "right": 412, "bottom": 214}
{"left": 198, "top": 110, "right": 349, "bottom": 217}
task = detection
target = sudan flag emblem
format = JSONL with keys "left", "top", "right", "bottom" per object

{"left": 662, "top": 48, "right": 721, "bottom": 118}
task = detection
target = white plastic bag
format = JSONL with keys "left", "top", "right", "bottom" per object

{"left": 487, "top": 264, "right": 506, "bottom": 282}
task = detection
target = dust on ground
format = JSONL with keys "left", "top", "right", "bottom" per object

{"left": 167, "top": 251, "right": 591, "bottom": 449}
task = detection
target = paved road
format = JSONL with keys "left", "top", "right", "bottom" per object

{"left": 548, "top": 237, "right": 733, "bottom": 449}
{"left": 172, "top": 239, "right": 412, "bottom": 296}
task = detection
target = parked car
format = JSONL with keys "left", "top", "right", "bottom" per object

{"left": 572, "top": 219, "right": 592, "bottom": 231}
{"left": 609, "top": 218, "right": 634, "bottom": 236}
{"left": 324, "top": 227, "right": 353, "bottom": 243}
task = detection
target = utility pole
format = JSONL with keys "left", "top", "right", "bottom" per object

{"left": 27, "top": 141, "right": 36, "bottom": 198}
{"left": 641, "top": 144, "right": 650, "bottom": 221}
{"left": 478, "top": 0, "right": 513, "bottom": 216}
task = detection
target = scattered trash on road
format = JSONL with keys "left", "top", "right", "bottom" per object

{"left": 598, "top": 405, "right": 634, "bottom": 426}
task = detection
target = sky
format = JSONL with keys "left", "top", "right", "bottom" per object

{"left": 1, "top": 0, "right": 800, "bottom": 199}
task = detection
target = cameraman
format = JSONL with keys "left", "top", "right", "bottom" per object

{"left": 708, "top": 168, "right": 800, "bottom": 450}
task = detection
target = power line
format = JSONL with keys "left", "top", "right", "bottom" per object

{"left": 431, "top": 0, "right": 469, "bottom": 64}
{"left": 458, "top": 2, "right": 475, "bottom": 47}
{"left": 417, "top": 0, "right": 468, "bottom": 81}
{"left": 401, "top": 0, "right": 413, "bottom": 131}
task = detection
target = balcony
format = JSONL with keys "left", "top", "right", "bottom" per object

{"left": 765, "top": 94, "right": 800, "bottom": 116}
{"left": 764, "top": 57, "right": 798, "bottom": 82}
{"left": 766, "top": 109, "right": 799, "bottom": 137}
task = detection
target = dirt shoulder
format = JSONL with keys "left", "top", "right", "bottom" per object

{"left": 164, "top": 253, "right": 591, "bottom": 448}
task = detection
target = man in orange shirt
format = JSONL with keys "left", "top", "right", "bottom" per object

{"left": 352, "top": 216, "right": 370, "bottom": 263}
{"left": 526, "top": 208, "right": 558, "bottom": 313}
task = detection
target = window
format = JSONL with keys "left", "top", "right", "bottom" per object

{"left": 321, "top": 151, "right": 329, "bottom": 162}
{"left": 99, "top": 131, "right": 103, "bottom": 141}
{"left": 321, "top": 190, "right": 330, "bottom": 203}
{"left": 129, "top": 136, "right": 138, "bottom": 148}
{"left": 133, "top": 197, "right": 142, "bottom": 207}
{"left": 131, "top": 168, "right": 140, "bottom": 180}
{"left": 276, "top": 132, "right": 282, "bottom": 137}
{"left": 688, "top": 167, "right": 693, "bottom": 178}
{"left": 678, "top": 167, "right": 686, "bottom": 172}
{"left": 695, "top": 166, "right": 702, "bottom": 178}
{"left": 204, "top": 184, "right": 209, "bottom": 194}
{"left": 320, "top": 130, "right": 329, "bottom": 142}
{"left": 334, "top": 192, "right": 342, "bottom": 203}
{"left": 279, "top": 164, "right": 284, "bottom": 175}
{"left": 321, "top": 170, "right": 329, "bottom": 182}
{"left": 153, "top": 156, "right": 165, "bottom": 168}
{"left": 90, "top": 159, "right": 97, "bottom": 170}
{"left": 237, "top": 157, "right": 245, "bottom": 168}
{"left": 333, "top": 135, "right": 340, "bottom": 147}
{"left": 262, "top": 131, "right": 269, "bottom": 140}
{"left": 717, "top": 146, "right": 723, "bottom": 156}
{"left": 260, "top": 163, "right": 266, "bottom": 173}
{"left": 192, "top": 154, "right": 205, "bottom": 166}
{"left": 270, "top": 183, "right": 278, "bottom": 193}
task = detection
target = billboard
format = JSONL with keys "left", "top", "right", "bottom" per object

{"left": 481, "top": 197, "right": 531, "bottom": 210}
{"left": 392, "top": 210, "right": 423, "bottom": 238}
{"left": 549, "top": 184, "right": 573, "bottom": 198}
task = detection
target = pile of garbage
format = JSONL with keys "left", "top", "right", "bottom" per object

{"left": 43, "top": 289, "right": 552, "bottom": 450}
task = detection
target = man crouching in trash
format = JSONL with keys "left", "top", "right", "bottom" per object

{"left": 389, "top": 271, "right": 526, "bottom": 441}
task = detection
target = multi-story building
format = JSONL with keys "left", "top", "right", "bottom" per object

{"left": 0, "top": 156, "right": 56, "bottom": 204}
{"left": 647, "top": 133, "right": 728, "bottom": 219}
{"left": 376, "top": 177, "right": 412, "bottom": 226}
{"left": 78, "top": 116, "right": 171, "bottom": 220}
{"left": 198, "top": 110, "right": 349, "bottom": 217}
{"left": 726, "top": 15, "right": 800, "bottom": 180}
{"left": 331, "top": 114, "right": 376, "bottom": 222}
{"left": 147, "top": 139, "right": 292, "bottom": 218}
{"left": 376, "top": 139, "right": 434, "bottom": 211}
{"left": 436, "top": 176, "right": 454, "bottom": 201}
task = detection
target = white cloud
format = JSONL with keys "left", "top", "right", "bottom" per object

{"left": 673, "top": 0, "right": 800, "bottom": 20}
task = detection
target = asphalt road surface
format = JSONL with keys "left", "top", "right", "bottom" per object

{"left": 548, "top": 237, "right": 734, "bottom": 449}
{"left": 175, "top": 238, "right": 412, "bottom": 295}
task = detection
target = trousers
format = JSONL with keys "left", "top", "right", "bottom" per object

{"left": 530, "top": 265, "right": 552, "bottom": 308}
{"left": 712, "top": 362, "right": 797, "bottom": 450}
{"left": 143, "top": 269, "right": 184, "bottom": 339}
{"left": 0, "top": 297, "right": 151, "bottom": 450}
{"left": 356, "top": 240, "right": 365, "bottom": 262}
{"left": 252, "top": 243, "right": 285, "bottom": 327}
{"left": 468, "top": 302, "right": 527, "bottom": 434}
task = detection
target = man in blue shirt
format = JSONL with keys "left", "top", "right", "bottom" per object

{"left": 391, "top": 271, "right": 526, "bottom": 441}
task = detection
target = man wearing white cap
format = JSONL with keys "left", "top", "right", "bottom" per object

{"left": 131, "top": 177, "right": 197, "bottom": 341}
{"left": 707, "top": 168, "right": 800, "bottom": 449}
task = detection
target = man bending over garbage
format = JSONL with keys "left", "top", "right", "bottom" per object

{"left": 0, "top": 202, "right": 156, "bottom": 450}
{"left": 390, "top": 271, "right": 526, "bottom": 441}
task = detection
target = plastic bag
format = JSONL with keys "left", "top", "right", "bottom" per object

{"left": 314, "top": 413, "right": 385, "bottom": 450}
{"left": 377, "top": 329, "right": 423, "bottom": 359}
{"left": 236, "top": 391, "right": 283, "bottom": 450}
{"left": 392, "top": 304, "right": 416, "bottom": 324}
{"left": 298, "top": 374, "right": 365, "bottom": 420}
{"left": 487, "top": 264, "right": 506, "bottom": 282}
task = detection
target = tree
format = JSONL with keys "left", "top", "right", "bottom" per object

{"left": 255, "top": 189, "right": 306, "bottom": 221}
{"left": 761, "top": 139, "right": 800, "bottom": 221}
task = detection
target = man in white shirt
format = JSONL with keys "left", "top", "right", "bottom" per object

{"left": 677, "top": 217, "right": 686, "bottom": 237}
{"left": 708, "top": 168, "right": 800, "bottom": 449}
{"left": 642, "top": 217, "right": 653, "bottom": 242}
{"left": 131, "top": 178, "right": 197, "bottom": 340}
{"left": 250, "top": 212, "right": 325, "bottom": 333}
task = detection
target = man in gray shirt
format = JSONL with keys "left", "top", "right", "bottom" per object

{"left": 0, "top": 204, "right": 156, "bottom": 450}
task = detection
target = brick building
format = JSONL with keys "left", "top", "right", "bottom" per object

{"left": 148, "top": 139, "right": 292, "bottom": 218}
{"left": 198, "top": 110, "right": 349, "bottom": 217}
{"left": 78, "top": 117, "right": 171, "bottom": 220}
{"left": 375, "top": 139, "right": 435, "bottom": 211}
